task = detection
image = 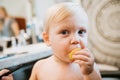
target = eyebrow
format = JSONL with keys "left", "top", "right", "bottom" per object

{"left": 57, "top": 23, "right": 87, "bottom": 31}
{"left": 56, "top": 24, "right": 72, "bottom": 30}
{"left": 77, "top": 26, "right": 87, "bottom": 32}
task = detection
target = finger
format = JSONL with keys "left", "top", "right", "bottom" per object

{"left": 73, "top": 54, "right": 94, "bottom": 65}
{"left": 73, "top": 56, "right": 94, "bottom": 66}
{"left": 82, "top": 48, "right": 95, "bottom": 60}
{"left": 72, "top": 55, "right": 89, "bottom": 62}
{"left": 73, "top": 49, "right": 95, "bottom": 63}
{"left": 2, "top": 74, "right": 13, "bottom": 80}
{"left": 74, "top": 60, "right": 92, "bottom": 67}
{"left": 2, "top": 76, "right": 11, "bottom": 80}
{"left": 74, "top": 60, "right": 89, "bottom": 66}
{"left": 0, "top": 69, "right": 9, "bottom": 76}
{"left": 79, "top": 40, "right": 85, "bottom": 49}
{"left": 73, "top": 50, "right": 91, "bottom": 58}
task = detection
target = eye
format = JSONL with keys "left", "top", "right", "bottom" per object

{"left": 61, "top": 30, "right": 69, "bottom": 35}
{"left": 78, "top": 30, "right": 86, "bottom": 35}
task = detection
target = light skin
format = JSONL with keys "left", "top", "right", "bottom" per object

{"left": 0, "top": 4, "right": 101, "bottom": 80}
{"left": 0, "top": 7, "right": 19, "bottom": 80}
{"left": 0, "top": 7, "right": 20, "bottom": 37}
{"left": 29, "top": 11, "right": 102, "bottom": 80}
{"left": 10, "top": 19, "right": 20, "bottom": 36}
{"left": 0, "top": 69, "right": 13, "bottom": 80}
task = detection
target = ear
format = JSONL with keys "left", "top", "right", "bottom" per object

{"left": 42, "top": 31, "right": 51, "bottom": 46}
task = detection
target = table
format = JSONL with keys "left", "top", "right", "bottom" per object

{"left": 0, "top": 43, "right": 52, "bottom": 69}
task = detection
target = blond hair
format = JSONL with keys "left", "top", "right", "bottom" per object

{"left": 44, "top": 2, "right": 87, "bottom": 33}
{"left": 0, "top": 6, "right": 8, "bottom": 17}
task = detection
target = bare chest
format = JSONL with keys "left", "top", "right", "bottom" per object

{"left": 37, "top": 66, "right": 83, "bottom": 80}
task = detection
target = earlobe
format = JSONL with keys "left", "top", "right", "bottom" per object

{"left": 42, "top": 32, "right": 51, "bottom": 46}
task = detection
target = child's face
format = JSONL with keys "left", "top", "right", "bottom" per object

{"left": 44, "top": 13, "right": 88, "bottom": 63}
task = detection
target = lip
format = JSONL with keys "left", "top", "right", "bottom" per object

{"left": 68, "top": 47, "right": 78, "bottom": 53}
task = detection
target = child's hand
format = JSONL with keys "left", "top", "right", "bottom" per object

{"left": 72, "top": 48, "right": 94, "bottom": 75}
{"left": 0, "top": 69, "right": 13, "bottom": 80}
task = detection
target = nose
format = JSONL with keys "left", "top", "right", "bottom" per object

{"left": 70, "top": 35, "right": 80, "bottom": 45}
{"left": 70, "top": 36, "right": 85, "bottom": 49}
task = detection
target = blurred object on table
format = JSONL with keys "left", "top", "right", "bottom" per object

{"left": 14, "top": 17, "right": 26, "bottom": 31}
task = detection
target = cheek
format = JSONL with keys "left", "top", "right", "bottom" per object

{"left": 50, "top": 37, "right": 69, "bottom": 54}
{"left": 81, "top": 36, "right": 88, "bottom": 47}
{"left": 52, "top": 39, "right": 68, "bottom": 50}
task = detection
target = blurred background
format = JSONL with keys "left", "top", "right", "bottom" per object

{"left": 0, "top": 0, "right": 120, "bottom": 80}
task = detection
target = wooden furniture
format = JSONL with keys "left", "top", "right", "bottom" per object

{"left": 15, "top": 17, "right": 26, "bottom": 31}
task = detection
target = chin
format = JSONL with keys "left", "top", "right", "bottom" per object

{"left": 65, "top": 58, "right": 73, "bottom": 63}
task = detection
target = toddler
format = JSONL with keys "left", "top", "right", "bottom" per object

{"left": 30, "top": 2, "right": 102, "bottom": 80}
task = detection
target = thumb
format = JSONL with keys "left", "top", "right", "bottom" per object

{"left": 79, "top": 40, "right": 85, "bottom": 49}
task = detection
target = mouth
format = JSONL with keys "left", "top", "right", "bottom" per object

{"left": 68, "top": 48, "right": 81, "bottom": 60}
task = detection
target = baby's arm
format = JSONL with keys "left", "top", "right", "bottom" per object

{"left": 83, "top": 63, "right": 102, "bottom": 80}
{"left": 0, "top": 69, "right": 13, "bottom": 80}
{"left": 72, "top": 48, "right": 102, "bottom": 80}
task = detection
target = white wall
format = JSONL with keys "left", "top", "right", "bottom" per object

{"left": 0, "top": 0, "right": 81, "bottom": 22}
{"left": 34, "top": 0, "right": 80, "bottom": 22}
{"left": 34, "top": 0, "right": 55, "bottom": 22}
{"left": 0, "top": 0, "right": 32, "bottom": 21}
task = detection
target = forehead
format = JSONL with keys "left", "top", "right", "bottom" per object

{"left": 53, "top": 14, "right": 88, "bottom": 30}
{"left": 60, "top": 10, "right": 88, "bottom": 28}
{"left": 47, "top": 4, "right": 89, "bottom": 32}
{"left": 73, "top": 8, "right": 88, "bottom": 28}
{"left": 74, "top": 17, "right": 88, "bottom": 29}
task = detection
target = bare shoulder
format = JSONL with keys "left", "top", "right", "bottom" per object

{"left": 34, "top": 56, "right": 52, "bottom": 69}
{"left": 29, "top": 57, "right": 52, "bottom": 80}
